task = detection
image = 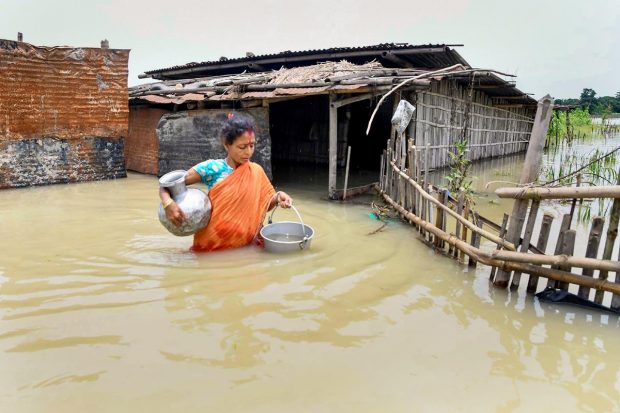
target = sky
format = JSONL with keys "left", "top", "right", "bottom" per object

{"left": 2, "top": 0, "right": 619, "bottom": 100}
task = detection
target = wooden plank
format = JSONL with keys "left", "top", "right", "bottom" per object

{"left": 435, "top": 189, "right": 446, "bottom": 250}
{"left": 548, "top": 214, "right": 572, "bottom": 289}
{"left": 328, "top": 94, "right": 338, "bottom": 200}
{"left": 511, "top": 200, "right": 540, "bottom": 289}
{"left": 557, "top": 230, "right": 577, "bottom": 291}
{"left": 342, "top": 146, "right": 352, "bottom": 200}
{"left": 577, "top": 216, "right": 605, "bottom": 299}
{"left": 453, "top": 190, "right": 465, "bottom": 257}
{"left": 595, "top": 171, "right": 620, "bottom": 305}
{"left": 460, "top": 202, "right": 470, "bottom": 264}
{"left": 469, "top": 213, "right": 481, "bottom": 267}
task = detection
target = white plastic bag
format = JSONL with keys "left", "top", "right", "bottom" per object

{"left": 390, "top": 100, "right": 416, "bottom": 135}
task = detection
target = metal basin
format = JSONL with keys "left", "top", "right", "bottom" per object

{"left": 260, "top": 205, "right": 314, "bottom": 253}
{"left": 260, "top": 221, "right": 314, "bottom": 253}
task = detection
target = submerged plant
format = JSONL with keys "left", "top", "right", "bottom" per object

{"left": 541, "top": 145, "right": 620, "bottom": 224}
{"left": 445, "top": 139, "right": 475, "bottom": 209}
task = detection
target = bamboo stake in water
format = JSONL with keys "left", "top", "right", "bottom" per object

{"left": 595, "top": 167, "right": 620, "bottom": 304}
{"left": 343, "top": 146, "right": 352, "bottom": 201}
{"left": 578, "top": 216, "right": 605, "bottom": 299}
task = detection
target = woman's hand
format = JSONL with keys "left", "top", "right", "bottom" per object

{"left": 165, "top": 202, "right": 187, "bottom": 227}
{"left": 160, "top": 186, "right": 187, "bottom": 227}
{"left": 276, "top": 191, "right": 293, "bottom": 208}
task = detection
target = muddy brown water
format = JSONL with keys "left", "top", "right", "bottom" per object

{"left": 1, "top": 164, "right": 620, "bottom": 412}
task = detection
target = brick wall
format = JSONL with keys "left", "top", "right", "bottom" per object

{"left": 0, "top": 39, "right": 129, "bottom": 188}
{"left": 126, "top": 106, "right": 169, "bottom": 175}
{"left": 157, "top": 108, "right": 272, "bottom": 178}
{"left": 0, "top": 138, "right": 125, "bottom": 189}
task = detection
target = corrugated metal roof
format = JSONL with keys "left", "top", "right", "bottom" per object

{"left": 0, "top": 39, "right": 130, "bottom": 141}
{"left": 140, "top": 43, "right": 469, "bottom": 80}
{"left": 448, "top": 72, "right": 536, "bottom": 106}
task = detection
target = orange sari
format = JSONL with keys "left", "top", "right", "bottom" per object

{"left": 191, "top": 162, "right": 275, "bottom": 252}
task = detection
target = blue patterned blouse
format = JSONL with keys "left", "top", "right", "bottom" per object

{"left": 192, "top": 159, "right": 234, "bottom": 190}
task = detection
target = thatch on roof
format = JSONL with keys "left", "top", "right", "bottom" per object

{"left": 128, "top": 59, "right": 534, "bottom": 107}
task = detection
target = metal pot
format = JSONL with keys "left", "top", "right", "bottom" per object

{"left": 158, "top": 170, "right": 212, "bottom": 236}
{"left": 260, "top": 205, "right": 314, "bottom": 253}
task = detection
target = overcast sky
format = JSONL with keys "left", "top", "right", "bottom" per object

{"left": 2, "top": 0, "right": 618, "bottom": 99}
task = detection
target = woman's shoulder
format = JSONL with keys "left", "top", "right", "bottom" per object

{"left": 249, "top": 161, "right": 266, "bottom": 172}
{"left": 194, "top": 159, "right": 232, "bottom": 176}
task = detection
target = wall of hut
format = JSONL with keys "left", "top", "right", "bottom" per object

{"left": 126, "top": 106, "right": 170, "bottom": 175}
{"left": 413, "top": 79, "right": 535, "bottom": 170}
{"left": 156, "top": 108, "right": 272, "bottom": 178}
{"left": 0, "top": 40, "right": 130, "bottom": 189}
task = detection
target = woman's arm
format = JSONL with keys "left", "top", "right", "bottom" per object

{"left": 268, "top": 191, "right": 293, "bottom": 210}
{"left": 159, "top": 169, "right": 202, "bottom": 227}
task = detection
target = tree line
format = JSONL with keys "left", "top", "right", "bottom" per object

{"left": 555, "top": 89, "right": 620, "bottom": 116}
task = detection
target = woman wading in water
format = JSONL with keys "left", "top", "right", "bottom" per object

{"left": 159, "top": 113, "right": 293, "bottom": 252}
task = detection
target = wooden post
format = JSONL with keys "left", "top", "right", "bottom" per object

{"left": 612, "top": 246, "right": 620, "bottom": 310}
{"left": 453, "top": 191, "right": 465, "bottom": 258}
{"left": 511, "top": 200, "right": 540, "bottom": 289}
{"left": 527, "top": 212, "right": 554, "bottom": 293}
{"left": 460, "top": 201, "right": 470, "bottom": 264}
{"left": 343, "top": 146, "right": 352, "bottom": 200}
{"left": 495, "top": 95, "right": 553, "bottom": 288}
{"left": 595, "top": 170, "right": 620, "bottom": 304}
{"left": 548, "top": 213, "right": 572, "bottom": 289}
{"left": 578, "top": 217, "right": 605, "bottom": 299}
{"left": 469, "top": 214, "right": 481, "bottom": 267}
{"left": 328, "top": 94, "right": 338, "bottom": 200}
{"left": 435, "top": 190, "right": 446, "bottom": 250}
{"left": 557, "top": 230, "right": 576, "bottom": 291}
{"left": 490, "top": 213, "right": 510, "bottom": 281}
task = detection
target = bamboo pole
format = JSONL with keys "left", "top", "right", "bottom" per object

{"left": 557, "top": 230, "right": 576, "bottom": 291}
{"left": 595, "top": 169, "right": 620, "bottom": 304}
{"left": 526, "top": 213, "right": 554, "bottom": 293}
{"left": 469, "top": 214, "right": 481, "bottom": 267}
{"left": 495, "top": 95, "right": 553, "bottom": 288}
{"left": 578, "top": 216, "right": 604, "bottom": 299}
{"left": 490, "top": 214, "right": 510, "bottom": 281}
{"left": 454, "top": 191, "right": 465, "bottom": 258}
{"left": 376, "top": 187, "right": 620, "bottom": 296}
{"left": 549, "top": 214, "right": 573, "bottom": 289}
{"left": 328, "top": 94, "right": 338, "bottom": 200}
{"left": 343, "top": 146, "right": 352, "bottom": 200}
{"left": 389, "top": 161, "right": 516, "bottom": 250}
{"left": 511, "top": 200, "right": 540, "bottom": 289}
{"left": 460, "top": 201, "right": 470, "bottom": 264}
{"left": 495, "top": 185, "right": 620, "bottom": 200}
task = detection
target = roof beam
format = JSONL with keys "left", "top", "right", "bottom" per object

{"left": 381, "top": 51, "right": 414, "bottom": 68}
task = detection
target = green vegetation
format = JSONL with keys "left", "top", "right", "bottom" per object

{"left": 547, "top": 107, "right": 592, "bottom": 144}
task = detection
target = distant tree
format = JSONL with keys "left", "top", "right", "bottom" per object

{"left": 579, "top": 88, "right": 597, "bottom": 111}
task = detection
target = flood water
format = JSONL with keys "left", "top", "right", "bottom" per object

{"left": 1, "top": 160, "right": 620, "bottom": 412}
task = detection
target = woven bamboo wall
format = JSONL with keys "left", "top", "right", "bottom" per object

{"left": 414, "top": 79, "right": 535, "bottom": 170}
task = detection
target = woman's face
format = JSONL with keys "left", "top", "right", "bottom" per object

{"left": 225, "top": 130, "right": 256, "bottom": 167}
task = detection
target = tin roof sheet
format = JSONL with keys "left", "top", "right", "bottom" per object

{"left": 141, "top": 43, "right": 469, "bottom": 80}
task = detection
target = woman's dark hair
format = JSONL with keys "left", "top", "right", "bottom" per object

{"left": 220, "top": 112, "right": 255, "bottom": 145}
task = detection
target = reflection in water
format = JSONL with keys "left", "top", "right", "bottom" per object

{"left": 0, "top": 171, "right": 619, "bottom": 412}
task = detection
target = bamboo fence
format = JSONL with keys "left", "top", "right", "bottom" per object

{"left": 414, "top": 79, "right": 535, "bottom": 171}
{"left": 377, "top": 96, "right": 620, "bottom": 312}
